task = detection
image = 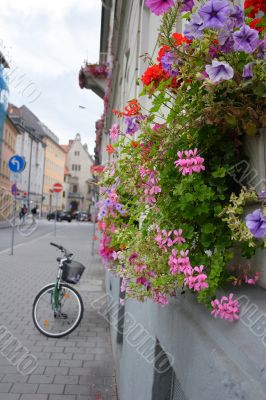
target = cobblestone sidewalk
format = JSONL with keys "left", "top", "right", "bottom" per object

{"left": 0, "top": 222, "right": 117, "bottom": 400}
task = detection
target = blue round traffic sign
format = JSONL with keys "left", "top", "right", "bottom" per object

{"left": 8, "top": 155, "right": 26, "bottom": 173}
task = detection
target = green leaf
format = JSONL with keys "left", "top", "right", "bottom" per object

{"left": 212, "top": 167, "right": 227, "bottom": 178}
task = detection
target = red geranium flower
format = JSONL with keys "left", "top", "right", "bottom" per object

{"left": 124, "top": 99, "right": 141, "bottom": 116}
{"left": 244, "top": 0, "right": 266, "bottom": 18}
{"left": 157, "top": 45, "right": 170, "bottom": 63}
{"left": 106, "top": 144, "right": 115, "bottom": 154}
{"left": 131, "top": 141, "right": 139, "bottom": 148}
{"left": 91, "top": 165, "right": 105, "bottom": 173}
{"left": 141, "top": 64, "right": 168, "bottom": 87}
{"left": 249, "top": 17, "right": 266, "bottom": 33}
{"left": 172, "top": 32, "right": 191, "bottom": 45}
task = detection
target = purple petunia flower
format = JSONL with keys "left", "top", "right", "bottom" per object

{"left": 218, "top": 30, "right": 234, "bottom": 53}
{"left": 245, "top": 209, "right": 266, "bottom": 239}
{"left": 145, "top": 0, "right": 174, "bottom": 15}
{"left": 233, "top": 24, "right": 259, "bottom": 54}
{"left": 243, "top": 62, "right": 254, "bottom": 79}
{"left": 198, "top": 0, "right": 231, "bottom": 30}
{"left": 125, "top": 117, "right": 139, "bottom": 135}
{"left": 181, "top": 0, "right": 194, "bottom": 12}
{"left": 205, "top": 60, "right": 234, "bottom": 83}
{"left": 257, "top": 34, "right": 266, "bottom": 59}
{"left": 258, "top": 190, "right": 266, "bottom": 199}
{"left": 228, "top": 5, "right": 244, "bottom": 29}
{"left": 184, "top": 13, "right": 204, "bottom": 39}
{"left": 161, "top": 51, "right": 180, "bottom": 77}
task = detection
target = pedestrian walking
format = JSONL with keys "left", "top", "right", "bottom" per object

{"left": 19, "top": 204, "right": 27, "bottom": 223}
{"left": 31, "top": 206, "right": 37, "bottom": 223}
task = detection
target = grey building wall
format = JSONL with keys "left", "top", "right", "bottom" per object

{"left": 99, "top": 1, "right": 266, "bottom": 399}
{"left": 105, "top": 271, "right": 266, "bottom": 400}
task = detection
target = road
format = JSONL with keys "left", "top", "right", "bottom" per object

{"left": 0, "top": 221, "right": 117, "bottom": 400}
{"left": 0, "top": 219, "right": 88, "bottom": 253}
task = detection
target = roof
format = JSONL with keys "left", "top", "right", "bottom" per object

{"left": 61, "top": 144, "right": 69, "bottom": 153}
{"left": 8, "top": 103, "right": 59, "bottom": 144}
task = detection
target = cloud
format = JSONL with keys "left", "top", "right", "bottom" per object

{"left": 0, "top": 1, "right": 103, "bottom": 154}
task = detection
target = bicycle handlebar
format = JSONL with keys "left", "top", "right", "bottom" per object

{"left": 50, "top": 242, "right": 64, "bottom": 251}
{"left": 50, "top": 242, "right": 73, "bottom": 258}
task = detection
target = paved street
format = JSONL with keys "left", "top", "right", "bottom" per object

{"left": 0, "top": 218, "right": 77, "bottom": 253}
{"left": 0, "top": 221, "right": 117, "bottom": 400}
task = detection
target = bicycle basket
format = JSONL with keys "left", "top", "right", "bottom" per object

{"left": 62, "top": 260, "right": 85, "bottom": 284}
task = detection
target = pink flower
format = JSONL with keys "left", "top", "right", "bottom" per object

{"left": 120, "top": 277, "right": 128, "bottom": 292}
{"left": 174, "top": 148, "right": 205, "bottom": 175}
{"left": 173, "top": 229, "right": 186, "bottom": 245}
{"left": 134, "top": 264, "right": 147, "bottom": 273}
{"left": 145, "top": 0, "right": 174, "bottom": 15}
{"left": 244, "top": 272, "right": 260, "bottom": 285}
{"left": 109, "top": 123, "right": 119, "bottom": 140}
{"left": 211, "top": 293, "right": 240, "bottom": 321}
{"left": 129, "top": 253, "right": 139, "bottom": 264}
{"left": 109, "top": 191, "right": 118, "bottom": 203}
{"left": 168, "top": 249, "right": 192, "bottom": 275}
{"left": 155, "top": 228, "right": 186, "bottom": 252}
{"left": 152, "top": 291, "right": 169, "bottom": 305}
{"left": 136, "top": 276, "right": 151, "bottom": 289}
{"left": 184, "top": 265, "right": 209, "bottom": 292}
{"left": 140, "top": 167, "right": 161, "bottom": 205}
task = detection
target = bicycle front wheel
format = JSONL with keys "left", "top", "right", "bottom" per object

{"left": 32, "top": 283, "right": 83, "bottom": 338}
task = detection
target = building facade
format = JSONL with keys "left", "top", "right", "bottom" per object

{"left": 82, "top": 1, "right": 266, "bottom": 400}
{"left": 8, "top": 104, "right": 65, "bottom": 213}
{"left": 12, "top": 118, "right": 45, "bottom": 208}
{"left": 62, "top": 133, "right": 94, "bottom": 213}
{"left": 0, "top": 116, "right": 19, "bottom": 220}
{"left": 41, "top": 135, "right": 65, "bottom": 214}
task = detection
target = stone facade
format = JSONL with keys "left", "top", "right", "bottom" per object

{"left": 63, "top": 134, "right": 94, "bottom": 213}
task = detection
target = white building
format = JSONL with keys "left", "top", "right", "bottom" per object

{"left": 63, "top": 133, "right": 94, "bottom": 213}
{"left": 11, "top": 117, "right": 45, "bottom": 207}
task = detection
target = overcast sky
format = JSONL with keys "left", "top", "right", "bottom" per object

{"left": 0, "top": 0, "right": 103, "bottom": 155}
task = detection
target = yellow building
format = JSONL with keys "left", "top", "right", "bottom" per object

{"left": 41, "top": 135, "right": 65, "bottom": 214}
{"left": 0, "top": 116, "right": 19, "bottom": 221}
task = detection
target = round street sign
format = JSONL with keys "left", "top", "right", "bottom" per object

{"left": 8, "top": 155, "right": 26, "bottom": 173}
{"left": 53, "top": 182, "right": 63, "bottom": 193}
{"left": 11, "top": 183, "right": 17, "bottom": 196}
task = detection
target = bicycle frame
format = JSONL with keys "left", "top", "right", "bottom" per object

{"left": 52, "top": 257, "right": 69, "bottom": 310}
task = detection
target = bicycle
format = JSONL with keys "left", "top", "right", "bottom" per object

{"left": 32, "top": 242, "right": 85, "bottom": 338}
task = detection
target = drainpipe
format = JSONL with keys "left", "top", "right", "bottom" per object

{"left": 40, "top": 142, "right": 46, "bottom": 217}
{"left": 27, "top": 134, "right": 33, "bottom": 209}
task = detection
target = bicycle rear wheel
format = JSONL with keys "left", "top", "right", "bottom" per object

{"left": 32, "top": 283, "right": 83, "bottom": 338}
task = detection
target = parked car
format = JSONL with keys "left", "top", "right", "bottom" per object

{"left": 77, "top": 212, "right": 90, "bottom": 222}
{"left": 47, "top": 210, "right": 72, "bottom": 222}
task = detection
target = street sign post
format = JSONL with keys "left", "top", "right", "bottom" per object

{"left": 8, "top": 155, "right": 26, "bottom": 173}
{"left": 53, "top": 182, "right": 63, "bottom": 193}
{"left": 52, "top": 183, "right": 63, "bottom": 237}
{"left": 11, "top": 183, "right": 17, "bottom": 196}
{"left": 8, "top": 155, "right": 26, "bottom": 256}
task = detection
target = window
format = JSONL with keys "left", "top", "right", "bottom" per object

{"left": 78, "top": 165, "right": 81, "bottom": 171}
{"left": 75, "top": 151, "right": 80, "bottom": 156}
{"left": 72, "top": 164, "right": 74, "bottom": 171}
{"left": 152, "top": 340, "right": 186, "bottom": 400}
{"left": 73, "top": 185, "right": 78, "bottom": 193}
{"left": 63, "top": 191, "right": 65, "bottom": 198}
